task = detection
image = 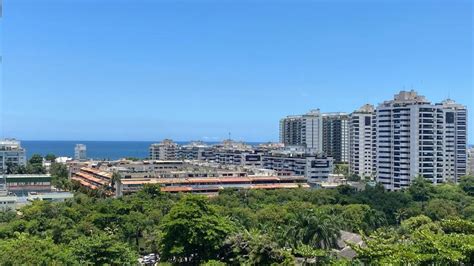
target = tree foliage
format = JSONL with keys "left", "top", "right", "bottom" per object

{"left": 0, "top": 175, "right": 472, "bottom": 264}
{"left": 159, "top": 195, "right": 235, "bottom": 263}
{"left": 460, "top": 175, "right": 474, "bottom": 196}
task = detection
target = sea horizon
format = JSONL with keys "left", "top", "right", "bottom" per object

{"left": 20, "top": 140, "right": 267, "bottom": 160}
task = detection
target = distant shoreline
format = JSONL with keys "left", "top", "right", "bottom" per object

{"left": 20, "top": 140, "right": 266, "bottom": 160}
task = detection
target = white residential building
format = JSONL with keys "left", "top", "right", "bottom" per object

{"left": 0, "top": 139, "right": 27, "bottom": 174}
{"left": 176, "top": 141, "right": 211, "bottom": 160}
{"left": 439, "top": 99, "right": 468, "bottom": 180}
{"left": 149, "top": 139, "right": 178, "bottom": 160}
{"left": 74, "top": 144, "right": 87, "bottom": 161}
{"left": 302, "top": 110, "right": 324, "bottom": 153}
{"left": 262, "top": 152, "right": 334, "bottom": 183}
{"left": 279, "top": 109, "right": 323, "bottom": 154}
{"left": 375, "top": 91, "right": 467, "bottom": 190}
{"left": 349, "top": 104, "right": 375, "bottom": 179}
{"left": 468, "top": 147, "right": 474, "bottom": 175}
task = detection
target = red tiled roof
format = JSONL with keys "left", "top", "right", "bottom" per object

{"left": 161, "top": 186, "right": 193, "bottom": 192}
{"left": 72, "top": 177, "right": 99, "bottom": 190}
{"left": 75, "top": 172, "right": 108, "bottom": 185}
{"left": 218, "top": 177, "right": 252, "bottom": 183}
{"left": 250, "top": 183, "right": 308, "bottom": 190}
{"left": 80, "top": 167, "right": 112, "bottom": 179}
{"left": 249, "top": 176, "right": 280, "bottom": 182}
{"left": 187, "top": 178, "right": 221, "bottom": 183}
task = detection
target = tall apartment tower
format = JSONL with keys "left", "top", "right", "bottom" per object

{"left": 322, "top": 113, "right": 350, "bottom": 163}
{"left": 74, "top": 144, "right": 87, "bottom": 161}
{"left": 0, "top": 139, "right": 27, "bottom": 174}
{"left": 149, "top": 139, "right": 178, "bottom": 160}
{"left": 349, "top": 104, "right": 375, "bottom": 178}
{"left": 375, "top": 91, "right": 467, "bottom": 190}
{"left": 279, "top": 109, "right": 323, "bottom": 153}
{"left": 438, "top": 99, "right": 468, "bottom": 180}
{"left": 468, "top": 147, "right": 474, "bottom": 175}
{"left": 279, "top": 116, "right": 303, "bottom": 146}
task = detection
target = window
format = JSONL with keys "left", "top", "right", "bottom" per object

{"left": 446, "top": 112, "right": 454, "bottom": 124}
{"left": 365, "top": 116, "right": 371, "bottom": 126}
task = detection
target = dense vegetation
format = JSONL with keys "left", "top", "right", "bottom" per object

{"left": 5, "top": 154, "right": 48, "bottom": 175}
{"left": 0, "top": 176, "right": 473, "bottom": 265}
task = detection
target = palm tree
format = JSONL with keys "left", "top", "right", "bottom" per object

{"left": 284, "top": 210, "right": 340, "bottom": 249}
{"left": 110, "top": 171, "right": 122, "bottom": 189}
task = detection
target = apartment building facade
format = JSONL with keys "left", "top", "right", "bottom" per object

{"left": 349, "top": 104, "right": 375, "bottom": 178}
{"left": 176, "top": 141, "right": 211, "bottom": 160}
{"left": 375, "top": 91, "right": 467, "bottom": 190}
{"left": 468, "top": 147, "right": 474, "bottom": 175}
{"left": 322, "top": 113, "right": 350, "bottom": 163}
{"left": 279, "top": 109, "right": 323, "bottom": 153}
{"left": 149, "top": 139, "right": 178, "bottom": 160}
{"left": 74, "top": 144, "right": 87, "bottom": 161}
{"left": 0, "top": 139, "right": 27, "bottom": 174}
{"left": 262, "top": 153, "right": 334, "bottom": 183}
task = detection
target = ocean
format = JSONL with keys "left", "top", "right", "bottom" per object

{"left": 21, "top": 140, "right": 262, "bottom": 160}
{"left": 22, "top": 141, "right": 154, "bottom": 160}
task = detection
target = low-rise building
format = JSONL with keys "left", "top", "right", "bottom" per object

{"left": 4, "top": 174, "right": 52, "bottom": 196}
{"left": 27, "top": 192, "right": 74, "bottom": 202}
{"left": 0, "top": 194, "right": 18, "bottom": 210}
{"left": 214, "top": 150, "right": 263, "bottom": 168}
{"left": 262, "top": 152, "right": 334, "bottom": 184}
{"left": 116, "top": 175, "right": 309, "bottom": 196}
{"left": 71, "top": 167, "right": 112, "bottom": 190}
{"left": 109, "top": 160, "right": 186, "bottom": 178}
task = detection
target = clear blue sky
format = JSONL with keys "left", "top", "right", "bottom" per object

{"left": 1, "top": 0, "right": 473, "bottom": 142}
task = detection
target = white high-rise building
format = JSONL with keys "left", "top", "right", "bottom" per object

{"left": 375, "top": 91, "right": 467, "bottom": 190}
{"left": 468, "top": 147, "right": 474, "bottom": 175}
{"left": 349, "top": 104, "right": 375, "bottom": 179}
{"left": 279, "top": 109, "right": 323, "bottom": 153}
{"left": 149, "top": 139, "right": 178, "bottom": 160}
{"left": 303, "top": 110, "right": 324, "bottom": 153}
{"left": 438, "top": 99, "right": 468, "bottom": 180}
{"left": 74, "top": 144, "right": 87, "bottom": 161}
{"left": 0, "top": 139, "right": 27, "bottom": 174}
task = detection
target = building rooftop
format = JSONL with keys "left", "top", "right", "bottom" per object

{"left": 4, "top": 174, "right": 51, "bottom": 179}
{"left": 354, "top": 104, "right": 375, "bottom": 114}
{"left": 0, "top": 139, "right": 25, "bottom": 151}
{"left": 119, "top": 175, "right": 306, "bottom": 186}
{"left": 380, "top": 90, "right": 430, "bottom": 106}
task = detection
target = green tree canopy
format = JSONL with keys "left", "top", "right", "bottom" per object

{"left": 407, "top": 176, "right": 435, "bottom": 202}
{"left": 69, "top": 232, "right": 138, "bottom": 264}
{"left": 28, "top": 154, "right": 44, "bottom": 165}
{"left": 0, "top": 233, "right": 73, "bottom": 265}
{"left": 459, "top": 175, "right": 474, "bottom": 196}
{"left": 44, "top": 154, "right": 57, "bottom": 162}
{"left": 159, "top": 195, "right": 236, "bottom": 263}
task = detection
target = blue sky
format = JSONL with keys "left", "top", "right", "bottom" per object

{"left": 1, "top": 0, "right": 473, "bottom": 142}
